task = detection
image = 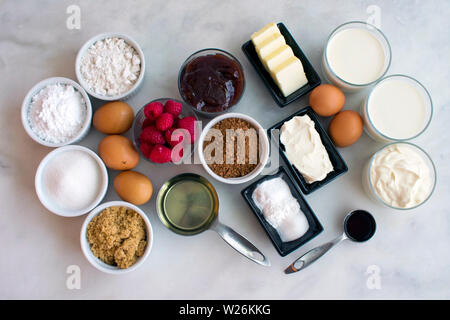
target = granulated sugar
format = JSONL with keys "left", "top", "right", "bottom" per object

{"left": 29, "top": 83, "right": 86, "bottom": 144}
{"left": 43, "top": 150, "right": 102, "bottom": 211}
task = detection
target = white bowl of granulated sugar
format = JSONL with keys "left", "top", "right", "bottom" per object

{"left": 21, "top": 77, "right": 92, "bottom": 148}
{"left": 35, "top": 145, "right": 108, "bottom": 217}
{"left": 75, "top": 32, "right": 146, "bottom": 101}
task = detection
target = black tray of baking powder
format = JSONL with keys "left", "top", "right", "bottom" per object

{"left": 241, "top": 22, "right": 321, "bottom": 107}
{"left": 241, "top": 166, "right": 323, "bottom": 257}
{"left": 268, "top": 106, "right": 348, "bottom": 195}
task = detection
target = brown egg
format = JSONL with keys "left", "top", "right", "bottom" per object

{"left": 93, "top": 101, "right": 134, "bottom": 134}
{"left": 98, "top": 135, "right": 139, "bottom": 170}
{"left": 309, "top": 84, "right": 345, "bottom": 117}
{"left": 114, "top": 171, "right": 153, "bottom": 205}
{"left": 329, "top": 110, "right": 364, "bottom": 147}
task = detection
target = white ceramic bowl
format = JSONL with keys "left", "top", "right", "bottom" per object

{"left": 21, "top": 77, "right": 92, "bottom": 147}
{"left": 75, "top": 32, "right": 146, "bottom": 101}
{"left": 35, "top": 145, "right": 108, "bottom": 217}
{"left": 197, "top": 113, "right": 269, "bottom": 184}
{"left": 80, "top": 201, "right": 154, "bottom": 275}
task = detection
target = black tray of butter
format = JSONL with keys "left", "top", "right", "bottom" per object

{"left": 268, "top": 106, "right": 348, "bottom": 194}
{"left": 242, "top": 22, "right": 321, "bottom": 107}
{"left": 241, "top": 166, "right": 323, "bottom": 257}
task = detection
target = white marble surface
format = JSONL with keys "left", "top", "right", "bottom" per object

{"left": 1, "top": 0, "right": 449, "bottom": 299}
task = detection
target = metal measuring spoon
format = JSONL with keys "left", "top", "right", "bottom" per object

{"left": 285, "top": 210, "right": 376, "bottom": 274}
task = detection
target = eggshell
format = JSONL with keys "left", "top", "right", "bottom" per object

{"left": 98, "top": 135, "right": 139, "bottom": 170}
{"left": 329, "top": 110, "right": 364, "bottom": 147}
{"left": 114, "top": 171, "right": 153, "bottom": 205}
{"left": 93, "top": 101, "right": 134, "bottom": 134}
{"left": 309, "top": 84, "right": 345, "bottom": 117}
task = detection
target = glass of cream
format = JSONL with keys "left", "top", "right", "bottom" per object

{"left": 363, "top": 142, "right": 436, "bottom": 211}
{"left": 322, "top": 21, "right": 391, "bottom": 92}
{"left": 362, "top": 74, "right": 433, "bottom": 142}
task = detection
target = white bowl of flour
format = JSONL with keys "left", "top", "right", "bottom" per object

{"left": 21, "top": 77, "right": 92, "bottom": 147}
{"left": 75, "top": 32, "right": 146, "bottom": 101}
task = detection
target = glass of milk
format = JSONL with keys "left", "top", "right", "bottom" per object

{"left": 322, "top": 21, "right": 391, "bottom": 92}
{"left": 362, "top": 74, "right": 433, "bottom": 142}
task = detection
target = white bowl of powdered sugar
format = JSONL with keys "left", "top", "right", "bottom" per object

{"left": 75, "top": 32, "right": 145, "bottom": 100}
{"left": 35, "top": 145, "right": 108, "bottom": 217}
{"left": 21, "top": 77, "right": 92, "bottom": 147}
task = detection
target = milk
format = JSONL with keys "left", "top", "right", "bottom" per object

{"left": 363, "top": 76, "right": 431, "bottom": 141}
{"left": 323, "top": 23, "right": 389, "bottom": 91}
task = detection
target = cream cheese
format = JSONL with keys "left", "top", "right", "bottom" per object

{"left": 370, "top": 144, "right": 432, "bottom": 208}
{"left": 280, "top": 115, "right": 333, "bottom": 183}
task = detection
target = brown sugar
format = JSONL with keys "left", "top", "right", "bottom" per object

{"left": 203, "top": 118, "right": 260, "bottom": 178}
{"left": 86, "top": 206, "right": 147, "bottom": 269}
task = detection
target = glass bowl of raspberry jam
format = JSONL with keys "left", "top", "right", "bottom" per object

{"left": 178, "top": 48, "right": 246, "bottom": 118}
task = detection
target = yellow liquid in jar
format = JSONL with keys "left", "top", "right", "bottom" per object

{"left": 163, "top": 180, "right": 214, "bottom": 230}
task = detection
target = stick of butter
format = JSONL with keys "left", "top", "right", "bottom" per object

{"left": 271, "top": 56, "right": 308, "bottom": 97}
{"left": 251, "top": 23, "right": 308, "bottom": 97}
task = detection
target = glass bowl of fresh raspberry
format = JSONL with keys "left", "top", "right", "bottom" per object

{"left": 132, "top": 98, "right": 199, "bottom": 164}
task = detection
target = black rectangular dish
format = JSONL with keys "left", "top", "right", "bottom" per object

{"left": 241, "top": 166, "right": 323, "bottom": 257}
{"left": 241, "top": 22, "right": 321, "bottom": 107}
{"left": 268, "top": 106, "right": 348, "bottom": 195}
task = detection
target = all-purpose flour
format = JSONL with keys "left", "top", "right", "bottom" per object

{"left": 80, "top": 37, "right": 141, "bottom": 96}
{"left": 29, "top": 84, "right": 86, "bottom": 144}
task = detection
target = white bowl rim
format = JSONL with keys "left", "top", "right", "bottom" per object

{"left": 197, "top": 112, "right": 270, "bottom": 185}
{"left": 75, "top": 32, "right": 146, "bottom": 101}
{"left": 35, "top": 145, "right": 108, "bottom": 217}
{"left": 21, "top": 77, "right": 92, "bottom": 148}
{"left": 80, "top": 201, "right": 154, "bottom": 275}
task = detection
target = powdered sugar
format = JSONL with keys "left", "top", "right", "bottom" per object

{"left": 29, "top": 84, "right": 86, "bottom": 144}
{"left": 80, "top": 37, "right": 141, "bottom": 96}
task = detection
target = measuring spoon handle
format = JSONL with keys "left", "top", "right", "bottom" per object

{"left": 212, "top": 222, "right": 270, "bottom": 267}
{"left": 285, "top": 234, "right": 347, "bottom": 274}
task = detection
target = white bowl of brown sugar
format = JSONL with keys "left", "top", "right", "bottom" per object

{"left": 80, "top": 201, "right": 153, "bottom": 274}
{"left": 198, "top": 113, "right": 269, "bottom": 184}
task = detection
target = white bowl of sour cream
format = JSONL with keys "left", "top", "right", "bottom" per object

{"left": 363, "top": 142, "right": 436, "bottom": 210}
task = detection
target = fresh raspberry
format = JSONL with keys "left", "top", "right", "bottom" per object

{"left": 142, "top": 118, "right": 154, "bottom": 129}
{"left": 144, "top": 101, "right": 163, "bottom": 120}
{"left": 177, "top": 116, "right": 196, "bottom": 143}
{"left": 139, "top": 142, "right": 154, "bottom": 159}
{"left": 156, "top": 113, "right": 174, "bottom": 131}
{"left": 164, "top": 100, "right": 183, "bottom": 117}
{"left": 139, "top": 126, "right": 165, "bottom": 145}
{"left": 171, "top": 146, "right": 184, "bottom": 163}
{"left": 164, "top": 127, "right": 184, "bottom": 147}
{"left": 149, "top": 144, "right": 172, "bottom": 163}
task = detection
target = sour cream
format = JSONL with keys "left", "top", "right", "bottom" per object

{"left": 369, "top": 144, "right": 432, "bottom": 209}
{"left": 280, "top": 115, "right": 333, "bottom": 183}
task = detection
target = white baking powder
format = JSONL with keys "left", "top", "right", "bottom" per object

{"left": 252, "top": 177, "right": 309, "bottom": 242}
{"left": 29, "top": 84, "right": 86, "bottom": 144}
{"left": 43, "top": 150, "right": 102, "bottom": 211}
{"left": 80, "top": 37, "right": 141, "bottom": 96}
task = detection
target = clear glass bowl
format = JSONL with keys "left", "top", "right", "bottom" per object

{"left": 361, "top": 74, "right": 433, "bottom": 142}
{"left": 178, "top": 48, "right": 246, "bottom": 118}
{"left": 363, "top": 142, "right": 436, "bottom": 211}
{"left": 131, "top": 98, "right": 199, "bottom": 164}
{"left": 322, "top": 21, "right": 391, "bottom": 92}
